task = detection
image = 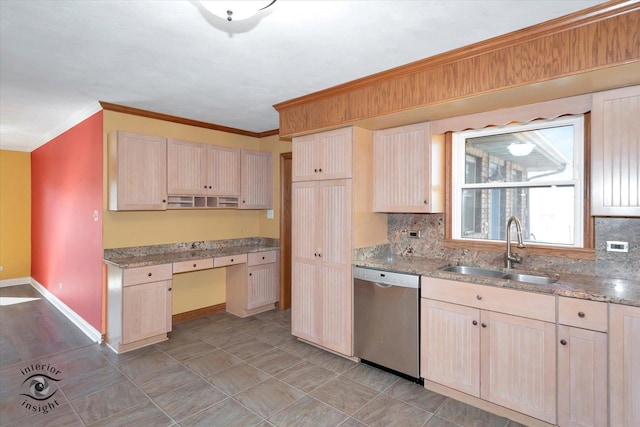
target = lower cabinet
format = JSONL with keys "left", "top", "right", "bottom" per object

{"left": 107, "top": 263, "right": 173, "bottom": 353}
{"left": 122, "top": 279, "right": 172, "bottom": 344}
{"left": 610, "top": 303, "right": 640, "bottom": 427}
{"left": 421, "top": 299, "right": 556, "bottom": 423}
{"left": 421, "top": 278, "right": 556, "bottom": 424}
{"left": 226, "top": 250, "right": 279, "bottom": 317}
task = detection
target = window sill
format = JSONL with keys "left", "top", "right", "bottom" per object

{"left": 444, "top": 239, "right": 595, "bottom": 260}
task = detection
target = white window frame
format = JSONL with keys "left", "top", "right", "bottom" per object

{"left": 451, "top": 115, "right": 585, "bottom": 248}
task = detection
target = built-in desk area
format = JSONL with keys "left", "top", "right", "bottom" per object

{"left": 103, "top": 238, "right": 279, "bottom": 353}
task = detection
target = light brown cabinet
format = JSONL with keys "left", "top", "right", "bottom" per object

{"left": 421, "top": 278, "right": 556, "bottom": 424}
{"left": 240, "top": 149, "right": 272, "bottom": 209}
{"left": 107, "top": 263, "right": 173, "bottom": 353}
{"left": 108, "top": 131, "right": 168, "bottom": 211}
{"left": 167, "top": 139, "right": 240, "bottom": 197}
{"left": 609, "top": 303, "right": 640, "bottom": 427}
{"left": 591, "top": 85, "right": 640, "bottom": 216}
{"left": 225, "top": 250, "right": 279, "bottom": 317}
{"left": 373, "top": 122, "right": 445, "bottom": 212}
{"left": 292, "top": 179, "right": 353, "bottom": 355}
{"left": 292, "top": 127, "right": 353, "bottom": 181}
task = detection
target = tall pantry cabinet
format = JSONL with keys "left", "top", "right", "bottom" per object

{"left": 291, "top": 127, "right": 387, "bottom": 356}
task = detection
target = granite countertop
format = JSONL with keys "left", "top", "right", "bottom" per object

{"left": 104, "top": 238, "right": 279, "bottom": 269}
{"left": 354, "top": 254, "right": 640, "bottom": 308}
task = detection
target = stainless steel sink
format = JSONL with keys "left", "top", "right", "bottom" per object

{"left": 502, "top": 273, "right": 558, "bottom": 285}
{"left": 440, "top": 265, "right": 505, "bottom": 278}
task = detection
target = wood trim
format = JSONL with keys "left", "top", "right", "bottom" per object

{"left": 172, "top": 303, "right": 226, "bottom": 324}
{"left": 274, "top": 1, "right": 640, "bottom": 136}
{"left": 279, "top": 152, "right": 292, "bottom": 310}
{"left": 99, "top": 101, "right": 279, "bottom": 139}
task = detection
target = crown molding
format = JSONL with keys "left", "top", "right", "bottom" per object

{"left": 99, "top": 102, "right": 279, "bottom": 139}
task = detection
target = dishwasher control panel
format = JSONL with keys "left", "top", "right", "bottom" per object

{"left": 353, "top": 266, "right": 420, "bottom": 288}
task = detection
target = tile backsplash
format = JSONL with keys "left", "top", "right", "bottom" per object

{"left": 378, "top": 214, "right": 639, "bottom": 281}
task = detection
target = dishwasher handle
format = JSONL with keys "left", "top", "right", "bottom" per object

{"left": 373, "top": 282, "right": 393, "bottom": 289}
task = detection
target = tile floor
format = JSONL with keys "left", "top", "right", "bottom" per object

{"left": 0, "top": 284, "right": 526, "bottom": 426}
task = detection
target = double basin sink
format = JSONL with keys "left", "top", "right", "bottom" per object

{"left": 440, "top": 265, "right": 558, "bottom": 285}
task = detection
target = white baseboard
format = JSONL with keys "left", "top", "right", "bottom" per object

{"left": 29, "top": 278, "right": 103, "bottom": 344}
{"left": 0, "top": 277, "right": 32, "bottom": 288}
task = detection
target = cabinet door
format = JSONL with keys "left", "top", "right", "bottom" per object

{"left": 208, "top": 145, "right": 240, "bottom": 196}
{"left": 557, "top": 325, "right": 608, "bottom": 427}
{"left": 240, "top": 150, "right": 272, "bottom": 209}
{"left": 610, "top": 304, "right": 640, "bottom": 427}
{"left": 292, "top": 128, "right": 352, "bottom": 181}
{"left": 480, "top": 311, "right": 556, "bottom": 424}
{"left": 109, "top": 131, "right": 167, "bottom": 211}
{"left": 317, "top": 179, "right": 353, "bottom": 355}
{"left": 122, "top": 280, "right": 172, "bottom": 344}
{"left": 246, "top": 263, "right": 279, "bottom": 310}
{"left": 373, "top": 122, "right": 432, "bottom": 212}
{"left": 291, "top": 181, "right": 320, "bottom": 343}
{"left": 591, "top": 85, "right": 640, "bottom": 216}
{"left": 421, "top": 299, "right": 480, "bottom": 397}
{"left": 167, "top": 139, "right": 207, "bottom": 195}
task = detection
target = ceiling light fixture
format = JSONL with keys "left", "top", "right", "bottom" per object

{"left": 200, "top": 1, "right": 277, "bottom": 22}
{"left": 507, "top": 142, "right": 535, "bottom": 157}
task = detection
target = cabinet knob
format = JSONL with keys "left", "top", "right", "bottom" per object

{"left": 424, "top": 200, "right": 428, "bottom": 205}
{"left": 318, "top": 253, "right": 322, "bottom": 258}
{"left": 560, "top": 339, "right": 567, "bottom": 345}
{"left": 204, "top": 185, "right": 208, "bottom": 189}
{"left": 481, "top": 323, "right": 487, "bottom": 328}
{"left": 148, "top": 273, "right": 152, "bottom": 277}
{"left": 249, "top": 273, "right": 252, "bottom": 276}
{"left": 476, "top": 295, "right": 482, "bottom": 300}
{"left": 193, "top": 263, "right": 197, "bottom": 268}
{"left": 162, "top": 199, "right": 166, "bottom": 203}
{"left": 472, "top": 320, "right": 478, "bottom": 326}
{"left": 578, "top": 312, "right": 585, "bottom": 318}
{"left": 319, "top": 168, "right": 323, "bottom": 172}
{"left": 262, "top": 256, "right": 265, "bottom": 260}
{"left": 314, "top": 253, "right": 317, "bottom": 257}
{"left": 168, "top": 287, "right": 172, "bottom": 291}
{"left": 314, "top": 168, "right": 318, "bottom": 173}
{"left": 230, "top": 258, "right": 234, "bottom": 262}
{"left": 209, "top": 185, "right": 212, "bottom": 189}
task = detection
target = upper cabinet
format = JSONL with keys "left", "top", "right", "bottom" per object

{"left": 372, "top": 122, "right": 445, "bottom": 213}
{"left": 240, "top": 150, "right": 273, "bottom": 209}
{"left": 292, "top": 128, "right": 353, "bottom": 181}
{"left": 108, "top": 131, "right": 168, "bottom": 211}
{"left": 591, "top": 85, "right": 640, "bottom": 216}
{"left": 108, "top": 131, "right": 271, "bottom": 211}
{"left": 167, "top": 139, "right": 240, "bottom": 197}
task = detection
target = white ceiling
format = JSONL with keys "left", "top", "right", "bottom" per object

{"left": 0, "top": 0, "right": 606, "bottom": 151}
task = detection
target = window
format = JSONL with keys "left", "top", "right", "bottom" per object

{"left": 452, "top": 116, "right": 584, "bottom": 247}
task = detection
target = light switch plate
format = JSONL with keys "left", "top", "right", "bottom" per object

{"left": 266, "top": 209, "right": 274, "bottom": 219}
{"left": 606, "top": 241, "right": 629, "bottom": 252}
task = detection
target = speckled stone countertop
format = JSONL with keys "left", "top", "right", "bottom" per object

{"left": 354, "top": 254, "right": 640, "bottom": 308}
{"left": 104, "top": 238, "right": 279, "bottom": 269}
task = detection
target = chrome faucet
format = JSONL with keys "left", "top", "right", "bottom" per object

{"left": 505, "top": 216, "right": 526, "bottom": 269}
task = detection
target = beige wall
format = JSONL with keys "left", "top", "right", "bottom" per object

{"left": 102, "top": 111, "right": 291, "bottom": 313}
{"left": 0, "top": 150, "right": 31, "bottom": 280}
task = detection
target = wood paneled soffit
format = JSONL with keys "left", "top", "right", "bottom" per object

{"left": 274, "top": 1, "right": 640, "bottom": 138}
{"left": 99, "top": 102, "right": 279, "bottom": 138}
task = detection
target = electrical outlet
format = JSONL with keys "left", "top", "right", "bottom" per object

{"left": 266, "top": 209, "right": 274, "bottom": 219}
{"left": 606, "top": 241, "right": 629, "bottom": 253}
{"left": 408, "top": 230, "right": 421, "bottom": 238}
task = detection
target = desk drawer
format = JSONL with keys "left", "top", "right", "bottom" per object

{"left": 248, "top": 250, "right": 277, "bottom": 266}
{"left": 123, "top": 263, "right": 173, "bottom": 286}
{"left": 214, "top": 253, "right": 247, "bottom": 267}
{"left": 173, "top": 258, "right": 214, "bottom": 274}
{"left": 558, "top": 297, "right": 608, "bottom": 332}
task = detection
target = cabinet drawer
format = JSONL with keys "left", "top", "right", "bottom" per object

{"left": 248, "top": 250, "right": 277, "bottom": 266}
{"left": 558, "top": 297, "right": 608, "bottom": 332}
{"left": 123, "top": 263, "right": 173, "bottom": 286}
{"left": 422, "top": 277, "right": 555, "bottom": 322}
{"left": 214, "top": 253, "right": 247, "bottom": 267}
{"left": 172, "top": 258, "right": 214, "bottom": 274}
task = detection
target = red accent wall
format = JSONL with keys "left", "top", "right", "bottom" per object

{"left": 31, "top": 111, "right": 103, "bottom": 331}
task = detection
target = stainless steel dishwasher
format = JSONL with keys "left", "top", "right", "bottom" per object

{"left": 353, "top": 266, "right": 421, "bottom": 382}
